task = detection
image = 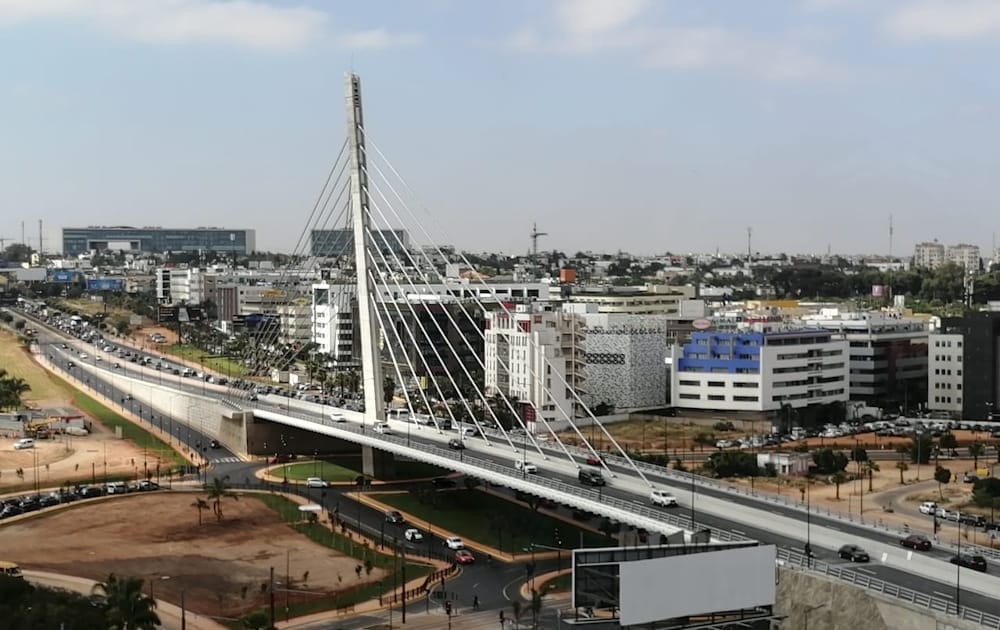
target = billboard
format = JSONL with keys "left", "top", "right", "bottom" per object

{"left": 86, "top": 278, "right": 125, "bottom": 292}
{"left": 47, "top": 271, "right": 81, "bottom": 284}
{"left": 617, "top": 545, "right": 775, "bottom": 625}
{"left": 159, "top": 305, "right": 204, "bottom": 323}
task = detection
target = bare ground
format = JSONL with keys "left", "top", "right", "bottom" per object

{"left": 0, "top": 493, "right": 386, "bottom": 616}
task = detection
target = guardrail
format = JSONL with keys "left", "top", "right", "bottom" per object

{"left": 775, "top": 547, "right": 1000, "bottom": 628}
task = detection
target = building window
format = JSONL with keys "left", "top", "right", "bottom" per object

{"left": 707, "top": 395, "right": 725, "bottom": 401}
{"left": 679, "top": 380, "right": 699, "bottom": 386}
{"left": 733, "top": 395, "right": 759, "bottom": 402}
{"left": 708, "top": 381, "right": 725, "bottom": 387}
{"left": 679, "top": 393, "right": 700, "bottom": 400}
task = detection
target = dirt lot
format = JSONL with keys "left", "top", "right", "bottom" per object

{"left": 0, "top": 493, "right": 386, "bottom": 616}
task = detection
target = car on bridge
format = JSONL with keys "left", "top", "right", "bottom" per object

{"left": 579, "top": 470, "right": 606, "bottom": 487}
{"left": 899, "top": 534, "right": 932, "bottom": 551}
{"left": 373, "top": 422, "right": 392, "bottom": 434}
{"left": 329, "top": 412, "right": 347, "bottom": 423}
{"left": 650, "top": 490, "right": 679, "bottom": 507}
{"left": 515, "top": 460, "right": 538, "bottom": 474}
{"left": 404, "top": 528, "right": 424, "bottom": 542}
{"left": 455, "top": 549, "right": 475, "bottom": 565}
{"left": 837, "top": 544, "right": 870, "bottom": 562}
{"left": 951, "top": 554, "right": 988, "bottom": 572}
{"left": 444, "top": 537, "right": 465, "bottom": 550}
{"left": 447, "top": 439, "right": 465, "bottom": 450}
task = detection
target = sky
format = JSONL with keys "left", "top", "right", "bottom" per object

{"left": 2, "top": 0, "right": 1000, "bottom": 258}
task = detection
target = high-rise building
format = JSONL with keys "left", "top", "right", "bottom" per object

{"left": 946, "top": 243, "right": 980, "bottom": 272}
{"left": 312, "top": 283, "right": 356, "bottom": 363}
{"left": 912, "top": 241, "right": 945, "bottom": 269}
{"left": 931, "top": 312, "right": 1000, "bottom": 420}
{"left": 155, "top": 267, "right": 204, "bottom": 305}
{"left": 62, "top": 226, "right": 255, "bottom": 256}
{"left": 484, "top": 304, "right": 584, "bottom": 425}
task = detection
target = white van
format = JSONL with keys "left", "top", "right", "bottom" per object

{"left": 919, "top": 501, "right": 938, "bottom": 515}
{"left": 373, "top": 422, "right": 392, "bottom": 435}
{"left": 13, "top": 438, "right": 34, "bottom": 450}
{"left": 650, "top": 490, "right": 679, "bottom": 507}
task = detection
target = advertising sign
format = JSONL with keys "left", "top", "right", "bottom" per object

{"left": 47, "top": 271, "right": 80, "bottom": 284}
{"left": 86, "top": 278, "right": 125, "bottom": 292}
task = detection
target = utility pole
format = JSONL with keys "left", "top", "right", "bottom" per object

{"left": 746, "top": 226, "right": 753, "bottom": 264}
{"left": 269, "top": 567, "right": 275, "bottom": 628}
{"left": 530, "top": 223, "right": 548, "bottom": 271}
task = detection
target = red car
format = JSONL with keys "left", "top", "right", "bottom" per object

{"left": 586, "top": 455, "right": 604, "bottom": 466}
{"left": 455, "top": 550, "right": 475, "bottom": 565}
{"left": 900, "top": 534, "right": 932, "bottom": 551}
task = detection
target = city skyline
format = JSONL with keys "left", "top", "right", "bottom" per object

{"left": 3, "top": 0, "right": 1000, "bottom": 256}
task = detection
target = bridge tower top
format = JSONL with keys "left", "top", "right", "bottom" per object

{"left": 345, "top": 72, "right": 384, "bottom": 423}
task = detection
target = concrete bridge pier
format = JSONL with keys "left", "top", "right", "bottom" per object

{"left": 362, "top": 445, "right": 396, "bottom": 480}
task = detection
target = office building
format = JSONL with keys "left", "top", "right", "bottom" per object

{"left": 62, "top": 226, "right": 255, "bottom": 256}
{"left": 312, "top": 283, "right": 356, "bottom": 363}
{"left": 669, "top": 325, "right": 849, "bottom": 414}
{"left": 155, "top": 267, "right": 204, "bottom": 305}
{"left": 311, "top": 229, "right": 410, "bottom": 257}
{"left": 931, "top": 311, "right": 1000, "bottom": 420}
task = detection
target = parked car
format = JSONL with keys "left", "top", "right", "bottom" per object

{"left": 305, "top": 477, "right": 329, "bottom": 488}
{"left": 455, "top": 549, "right": 475, "bottom": 565}
{"left": 838, "top": 544, "right": 870, "bottom": 562}
{"left": 951, "top": 554, "right": 988, "bottom": 572}
{"left": 12, "top": 438, "right": 34, "bottom": 450}
{"left": 514, "top": 460, "right": 538, "bottom": 474}
{"left": 447, "top": 439, "right": 466, "bottom": 450}
{"left": 900, "top": 534, "right": 932, "bottom": 551}
{"left": 650, "top": 490, "right": 679, "bottom": 508}
{"left": 444, "top": 537, "right": 465, "bottom": 550}
{"left": 385, "top": 511, "right": 405, "bottom": 524}
{"left": 918, "top": 501, "right": 938, "bottom": 515}
{"left": 404, "top": 528, "right": 424, "bottom": 542}
{"left": 136, "top": 480, "right": 160, "bottom": 492}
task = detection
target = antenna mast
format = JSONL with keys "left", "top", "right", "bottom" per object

{"left": 530, "top": 223, "right": 548, "bottom": 270}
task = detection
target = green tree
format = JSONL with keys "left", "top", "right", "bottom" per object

{"left": 92, "top": 573, "right": 160, "bottom": 630}
{"left": 934, "top": 465, "right": 952, "bottom": 500}
{"left": 972, "top": 477, "right": 1000, "bottom": 508}
{"left": 850, "top": 445, "right": 868, "bottom": 463}
{"left": 812, "top": 448, "right": 848, "bottom": 474}
{"left": 830, "top": 471, "right": 848, "bottom": 500}
{"left": 240, "top": 610, "right": 272, "bottom": 630}
{"left": 939, "top": 432, "right": 958, "bottom": 454}
{"left": 969, "top": 442, "right": 986, "bottom": 469}
{"left": 204, "top": 476, "right": 239, "bottom": 522}
{"left": 692, "top": 432, "right": 715, "bottom": 452}
{"left": 863, "top": 460, "right": 880, "bottom": 492}
{"left": 704, "top": 450, "right": 759, "bottom": 477}
{"left": 909, "top": 434, "right": 933, "bottom": 464}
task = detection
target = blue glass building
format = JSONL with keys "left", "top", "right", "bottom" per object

{"left": 62, "top": 226, "right": 256, "bottom": 256}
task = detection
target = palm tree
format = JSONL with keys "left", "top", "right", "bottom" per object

{"left": 204, "top": 476, "right": 239, "bottom": 522}
{"left": 192, "top": 498, "right": 210, "bottom": 526}
{"left": 830, "top": 472, "right": 847, "bottom": 500}
{"left": 863, "top": 460, "right": 880, "bottom": 492}
{"left": 970, "top": 442, "right": 986, "bottom": 470}
{"left": 895, "top": 459, "right": 909, "bottom": 484}
{"left": 92, "top": 573, "right": 160, "bottom": 630}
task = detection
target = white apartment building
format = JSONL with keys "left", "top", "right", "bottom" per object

{"left": 312, "top": 283, "right": 356, "bottom": 362}
{"left": 567, "top": 284, "right": 696, "bottom": 315}
{"left": 155, "top": 267, "right": 203, "bottom": 305}
{"left": 947, "top": 244, "right": 980, "bottom": 272}
{"left": 927, "top": 333, "right": 964, "bottom": 416}
{"left": 566, "top": 305, "right": 668, "bottom": 411}
{"left": 484, "top": 304, "right": 584, "bottom": 426}
{"left": 669, "top": 325, "right": 849, "bottom": 413}
{"left": 277, "top": 303, "right": 313, "bottom": 347}
{"left": 913, "top": 242, "right": 946, "bottom": 269}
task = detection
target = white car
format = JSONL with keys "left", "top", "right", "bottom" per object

{"left": 919, "top": 501, "right": 938, "bottom": 515}
{"left": 305, "top": 477, "right": 328, "bottom": 488}
{"left": 404, "top": 528, "right": 424, "bottom": 542}
{"left": 514, "top": 460, "right": 538, "bottom": 474}
{"left": 13, "top": 438, "right": 34, "bottom": 450}
{"left": 650, "top": 490, "right": 679, "bottom": 507}
{"left": 329, "top": 412, "right": 347, "bottom": 423}
{"left": 444, "top": 537, "right": 464, "bottom": 550}
{"left": 373, "top": 422, "right": 392, "bottom": 434}
{"left": 79, "top": 353, "right": 88, "bottom": 359}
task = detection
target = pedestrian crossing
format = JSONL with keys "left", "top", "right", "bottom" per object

{"left": 212, "top": 456, "right": 241, "bottom": 464}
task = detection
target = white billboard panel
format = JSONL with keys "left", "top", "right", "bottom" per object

{"left": 619, "top": 545, "right": 775, "bottom": 626}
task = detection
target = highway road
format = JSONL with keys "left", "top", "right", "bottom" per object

{"left": 11, "top": 306, "right": 1000, "bottom": 620}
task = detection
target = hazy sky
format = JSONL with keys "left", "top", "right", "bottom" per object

{"left": 2, "top": 0, "right": 1000, "bottom": 257}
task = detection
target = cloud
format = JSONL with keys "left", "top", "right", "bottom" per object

{"left": 0, "top": 0, "right": 328, "bottom": 51}
{"left": 885, "top": 1, "right": 1000, "bottom": 41}
{"left": 337, "top": 28, "right": 423, "bottom": 50}
{"left": 505, "top": 1, "right": 847, "bottom": 82}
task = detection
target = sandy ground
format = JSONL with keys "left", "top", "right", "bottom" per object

{"left": 0, "top": 493, "right": 387, "bottom": 617}
{"left": 0, "top": 430, "right": 170, "bottom": 490}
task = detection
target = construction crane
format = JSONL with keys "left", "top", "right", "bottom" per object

{"left": 530, "top": 223, "right": 548, "bottom": 269}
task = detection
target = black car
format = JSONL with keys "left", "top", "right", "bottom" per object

{"left": 447, "top": 439, "right": 465, "bottom": 450}
{"left": 579, "top": 470, "right": 606, "bottom": 487}
{"left": 838, "top": 544, "right": 870, "bottom": 562}
{"left": 951, "top": 554, "right": 988, "bottom": 572}
{"left": 209, "top": 440, "right": 221, "bottom": 449}
{"left": 432, "top": 477, "right": 457, "bottom": 488}
{"left": 385, "top": 510, "right": 405, "bottom": 524}
{"left": 900, "top": 534, "right": 932, "bottom": 551}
